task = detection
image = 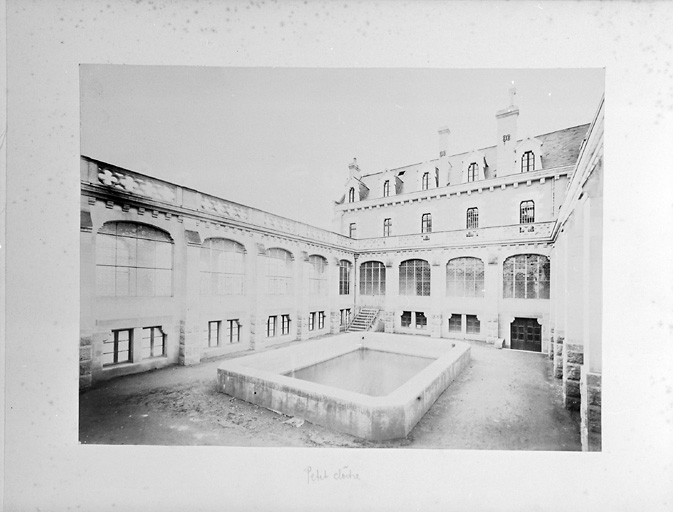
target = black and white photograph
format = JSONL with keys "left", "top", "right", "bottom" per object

{"left": 3, "top": 1, "right": 673, "bottom": 511}
{"left": 78, "top": 66, "right": 604, "bottom": 451}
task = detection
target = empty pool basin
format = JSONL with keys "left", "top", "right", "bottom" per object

{"left": 217, "top": 332, "right": 471, "bottom": 441}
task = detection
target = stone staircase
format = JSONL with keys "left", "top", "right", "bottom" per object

{"left": 347, "top": 308, "right": 379, "bottom": 332}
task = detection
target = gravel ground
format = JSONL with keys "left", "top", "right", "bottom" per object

{"left": 79, "top": 339, "right": 581, "bottom": 450}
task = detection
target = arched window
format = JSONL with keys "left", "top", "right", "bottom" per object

{"left": 421, "top": 213, "right": 432, "bottom": 233}
{"left": 521, "top": 151, "right": 535, "bottom": 173}
{"left": 266, "top": 248, "right": 293, "bottom": 295}
{"left": 422, "top": 172, "right": 430, "bottom": 190}
{"left": 96, "top": 221, "right": 173, "bottom": 297}
{"left": 308, "top": 255, "right": 327, "bottom": 295}
{"left": 359, "top": 261, "right": 386, "bottom": 295}
{"left": 383, "top": 180, "right": 390, "bottom": 197}
{"left": 348, "top": 187, "right": 355, "bottom": 203}
{"left": 383, "top": 218, "right": 392, "bottom": 237}
{"left": 399, "top": 259, "right": 431, "bottom": 296}
{"left": 520, "top": 200, "right": 535, "bottom": 224}
{"left": 503, "top": 254, "right": 550, "bottom": 299}
{"left": 466, "top": 208, "right": 479, "bottom": 229}
{"left": 467, "top": 162, "right": 478, "bottom": 182}
{"left": 339, "top": 260, "right": 352, "bottom": 295}
{"left": 200, "top": 238, "right": 245, "bottom": 295}
{"left": 446, "top": 257, "right": 484, "bottom": 297}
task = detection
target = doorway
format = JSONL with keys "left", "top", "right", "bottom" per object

{"left": 510, "top": 317, "right": 542, "bottom": 352}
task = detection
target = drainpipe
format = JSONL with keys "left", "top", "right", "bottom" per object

{"left": 353, "top": 253, "right": 359, "bottom": 319}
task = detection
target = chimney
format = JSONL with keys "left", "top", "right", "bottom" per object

{"left": 438, "top": 126, "right": 451, "bottom": 158}
{"left": 348, "top": 157, "right": 361, "bottom": 179}
{"left": 495, "top": 87, "right": 519, "bottom": 177}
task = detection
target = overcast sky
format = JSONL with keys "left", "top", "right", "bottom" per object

{"left": 80, "top": 67, "right": 604, "bottom": 230}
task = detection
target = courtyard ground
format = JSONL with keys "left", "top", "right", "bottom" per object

{"left": 79, "top": 338, "right": 581, "bottom": 450}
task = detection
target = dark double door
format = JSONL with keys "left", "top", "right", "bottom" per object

{"left": 510, "top": 318, "right": 542, "bottom": 352}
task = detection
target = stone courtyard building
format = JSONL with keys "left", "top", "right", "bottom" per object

{"left": 80, "top": 91, "right": 604, "bottom": 451}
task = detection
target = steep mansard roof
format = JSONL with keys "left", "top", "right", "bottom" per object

{"left": 356, "top": 123, "right": 591, "bottom": 193}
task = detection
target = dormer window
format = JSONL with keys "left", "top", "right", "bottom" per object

{"left": 467, "top": 207, "right": 479, "bottom": 229}
{"left": 467, "top": 163, "right": 478, "bottom": 183}
{"left": 422, "top": 172, "right": 430, "bottom": 191}
{"left": 520, "top": 200, "right": 535, "bottom": 224}
{"left": 383, "top": 180, "right": 390, "bottom": 197}
{"left": 521, "top": 151, "right": 535, "bottom": 172}
{"left": 348, "top": 187, "right": 355, "bottom": 203}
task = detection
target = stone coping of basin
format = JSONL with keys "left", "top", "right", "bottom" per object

{"left": 217, "top": 333, "right": 471, "bottom": 440}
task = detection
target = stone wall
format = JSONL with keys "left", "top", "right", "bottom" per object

{"left": 581, "top": 369, "right": 602, "bottom": 451}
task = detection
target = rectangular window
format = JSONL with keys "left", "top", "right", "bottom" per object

{"left": 103, "top": 328, "right": 132, "bottom": 366}
{"left": 421, "top": 213, "right": 432, "bottom": 233}
{"left": 339, "top": 261, "right": 351, "bottom": 295}
{"left": 340, "top": 308, "right": 351, "bottom": 326}
{"left": 208, "top": 320, "right": 221, "bottom": 348}
{"left": 142, "top": 326, "right": 166, "bottom": 359}
{"left": 415, "top": 312, "right": 427, "bottom": 329}
{"left": 383, "top": 218, "right": 392, "bottom": 237}
{"left": 281, "top": 314, "right": 291, "bottom": 335}
{"left": 226, "top": 319, "right": 240, "bottom": 343}
{"left": 449, "top": 315, "right": 462, "bottom": 333}
{"left": 267, "top": 316, "right": 277, "bottom": 337}
{"left": 309, "top": 312, "right": 315, "bottom": 331}
{"left": 349, "top": 223, "right": 357, "bottom": 238}
{"left": 318, "top": 311, "right": 325, "bottom": 330}
{"left": 466, "top": 208, "right": 479, "bottom": 229}
{"left": 401, "top": 311, "right": 412, "bottom": 328}
{"left": 466, "top": 315, "right": 480, "bottom": 334}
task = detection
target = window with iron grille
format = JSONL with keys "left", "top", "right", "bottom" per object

{"left": 266, "top": 248, "right": 293, "bottom": 295}
{"left": 339, "top": 260, "right": 351, "bottom": 295}
{"left": 448, "top": 315, "right": 462, "bottom": 333}
{"left": 359, "top": 261, "right": 386, "bottom": 295}
{"left": 142, "top": 326, "right": 166, "bottom": 359}
{"left": 349, "top": 223, "right": 357, "bottom": 238}
{"left": 521, "top": 151, "right": 535, "bottom": 172}
{"left": 401, "top": 311, "right": 412, "bottom": 328}
{"left": 281, "top": 315, "right": 291, "bottom": 335}
{"left": 96, "top": 222, "right": 173, "bottom": 297}
{"left": 520, "top": 200, "right": 535, "bottom": 224}
{"left": 383, "top": 218, "right": 392, "bottom": 237}
{"left": 318, "top": 311, "right": 325, "bottom": 330}
{"left": 466, "top": 208, "right": 479, "bottom": 229}
{"left": 399, "top": 259, "right": 431, "bottom": 296}
{"left": 103, "top": 328, "right": 132, "bottom": 366}
{"left": 467, "top": 162, "right": 478, "bottom": 182}
{"left": 309, "top": 255, "right": 327, "bottom": 295}
{"left": 200, "top": 238, "right": 245, "bottom": 296}
{"left": 383, "top": 180, "right": 390, "bottom": 197}
{"left": 503, "top": 254, "right": 550, "bottom": 299}
{"left": 422, "top": 172, "right": 430, "bottom": 190}
{"left": 446, "top": 257, "right": 485, "bottom": 297}
{"left": 226, "top": 319, "right": 240, "bottom": 343}
{"left": 421, "top": 213, "right": 432, "bottom": 233}
{"left": 267, "top": 316, "right": 277, "bottom": 337}
{"left": 348, "top": 187, "right": 355, "bottom": 202}
{"left": 466, "top": 315, "right": 480, "bottom": 334}
{"left": 207, "top": 320, "right": 221, "bottom": 348}
{"left": 415, "top": 312, "right": 427, "bottom": 329}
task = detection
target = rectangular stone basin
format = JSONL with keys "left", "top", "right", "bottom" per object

{"left": 217, "top": 332, "right": 471, "bottom": 441}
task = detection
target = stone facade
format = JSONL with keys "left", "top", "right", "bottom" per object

{"left": 80, "top": 92, "right": 604, "bottom": 451}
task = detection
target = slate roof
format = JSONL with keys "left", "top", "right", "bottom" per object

{"left": 356, "top": 123, "right": 590, "bottom": 194}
